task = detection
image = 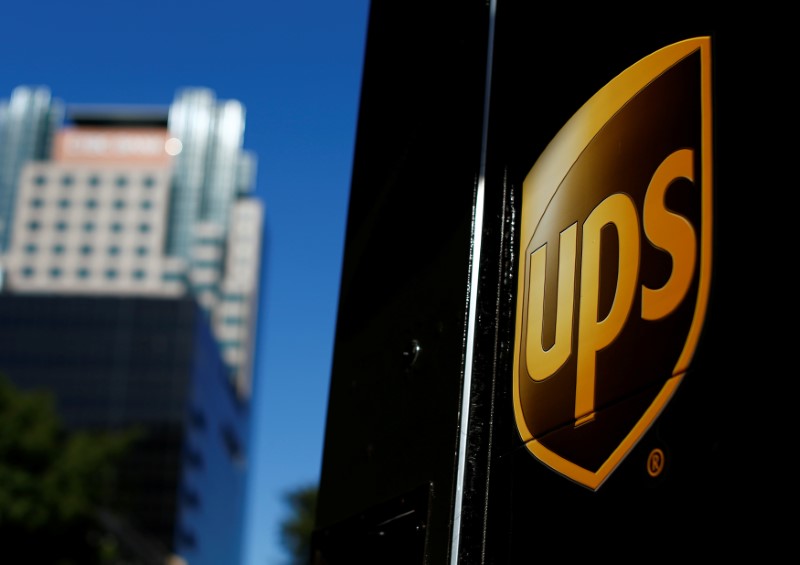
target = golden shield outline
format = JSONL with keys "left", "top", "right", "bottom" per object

{"left": 512, "top": 38, "right": 713, "bottom": 490}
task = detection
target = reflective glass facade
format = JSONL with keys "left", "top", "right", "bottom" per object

{"left": 0, "top": 86, "right": 62, "bottom": 252}
{"left": 0, "top": 293, "right": 248, "bottom": 564}
{"left": 0, "top": 85, "right": 263, "bottom": 397}
{"left": 0, "top": 85, "right": 260, "bottom": 564}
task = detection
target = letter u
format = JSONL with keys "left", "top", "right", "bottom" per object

{"left": 526, "top": 223, "right": 577, "bottom": 382}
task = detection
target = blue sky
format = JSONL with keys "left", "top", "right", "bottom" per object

{"left": 1, "top": 1, "right": 371, "bottom": 564}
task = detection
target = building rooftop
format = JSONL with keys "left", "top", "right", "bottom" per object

{"left": 66, "top": 104, "right": 169, "bottom": 128}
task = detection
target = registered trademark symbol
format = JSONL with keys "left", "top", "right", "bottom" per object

{"left": 647, "top": 448, "right": 665, "bottom": 478}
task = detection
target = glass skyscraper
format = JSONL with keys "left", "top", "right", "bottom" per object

{"left": 0, "top": 86, "right": 63, "bottom": 254}
{"left": 0, "top": 85, "right": 263, "bottom": 397}
{"left": 0, "top": 85, "right": 263, "bottom": 565}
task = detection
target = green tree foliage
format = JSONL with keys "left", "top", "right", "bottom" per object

{"left": 0, "top": 373, "right": 139, "bottom": 564}
{"left": 280, "top": 483, "right": 318, "bottom": 565}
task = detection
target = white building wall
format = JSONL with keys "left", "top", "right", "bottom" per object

{"left": 5, "top": 161, "right": 184, "bottom": 296}
{"left": 214, "top": 198, "right": 264, "bottom": 398}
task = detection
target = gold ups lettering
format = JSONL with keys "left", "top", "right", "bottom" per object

{"left": 513, "top": 38, "right": 713, "bottom": 490}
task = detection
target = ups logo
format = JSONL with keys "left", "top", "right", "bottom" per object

{"left": 512, "top": 38, "right": 713, "bottom": 490}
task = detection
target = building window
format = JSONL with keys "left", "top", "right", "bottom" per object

{"left": 138, "top": 223, "right": 151, "bottom": 233}
{"left": 77, "top": 267, "right": 90, "bottom": 279}
{"left": 133, "top": 269, "right": 147, "bottom": 280}
{"left": 142, "top": 176, "right": 156, "bottom": 188}
{"left": 21, "top": 266, "right": 35, "bottom": 277}
{"left": 193, "top": 259, "right": 220, "bottom": 269}
{"left": 61, "top": 174, "right": 74, "bottom": 187}
{"left": 184, "top": 445, "right": 204, "bottom": 469}
{"left": 55, "top": 221, "right": 68, "bottom": 232}
{"left": 88, "top": 175, "right": 101, "bottom": 187}
{"left": 27, "top": 220, "right": 41, "bottom": 231}
{"left": 136, "top": 246, "right": 149, "bottom": 256}
{"left": 85, "top": 199, "right": 98, "bottom": 209}
{"left": 189, "top": 408, "right": 207, "bottom": 430}
{"left": 49, "top": 267, "right": 62, "bottom": 278}
{"left": 177, "top": 529, "right": 197, "bottom": 549}
{"left": 111, "top": 222, "right": 123, "bottom": 233}
{"left": 24, "top": 243, "right": 37, "bottom": 254}
{"left": 115, "top": 176, "right": 128, "bottom": 188}
{"left": 83, "top": 222, "right": 95, "bottom": 233}
{"left": 105, "top": 269, "right": 118, "bottom": 280}
{"left": 58, "top": 198, "right": 71, "bottom": 209}
{"left": 113, "top": 199, "right": 126, "bottom": 210}
{"left": 30, "top": 197, "right": 44, "bottom": 209}
{"left": 52, "top": 244, "right": 65, "bottom": 255}
{"left": 221, "top": 425, "right": 245, "bottom": 466}
{"left": 107, "top": 245, "right": 120, "bottom": 256}
{"left": 34, "top": 174, "right": 47, "bottom": 186}
{"left": 182, "top": 488, "right": 201, "bottom": 509}
{"left": 80, "top": 244, "right": 93, "bottom": 256}
{"left": 140, "top": 200, "right": 153, "bottom": 210}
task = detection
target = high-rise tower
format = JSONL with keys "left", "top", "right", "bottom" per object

{"left": 0, "top": 85, "right": 263, "bottom": 397}
{"left": 0, "top": 85, "right": 263, "bottom": 565}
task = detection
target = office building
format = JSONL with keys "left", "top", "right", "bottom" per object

{"left": 0, "top": 85, "right": 263, "bottom": 565}
{"left": 0, "top": 85, "right": 263, "bottom": 398}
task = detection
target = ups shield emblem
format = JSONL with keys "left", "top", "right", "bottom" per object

{"left": 512, "top": 38, "right": 713, "bottom": 490}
